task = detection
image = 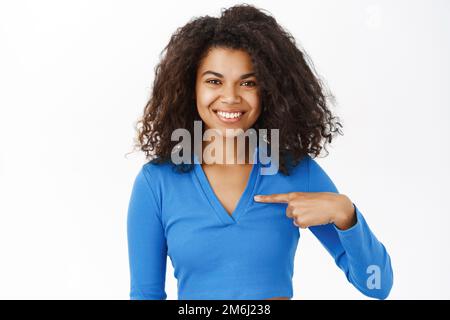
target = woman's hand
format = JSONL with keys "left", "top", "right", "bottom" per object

{"left": 254, "top": 192, "right": 357, "bottom": 230}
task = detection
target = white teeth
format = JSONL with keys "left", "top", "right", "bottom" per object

{"left": 217, "top": 111, "right": 242, "bottom": 119}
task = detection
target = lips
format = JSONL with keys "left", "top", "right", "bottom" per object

{"left": 212, "top": 108, "right": 246, "bottom": 123}
{"left": 212, "top": 108, "right": 246, "bottom": 114}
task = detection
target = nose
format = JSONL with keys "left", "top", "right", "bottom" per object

{"left": 220, "top": 84, "right": 241, "bottom": 105}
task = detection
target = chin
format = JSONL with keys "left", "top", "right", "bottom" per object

{"left": 210, "top": 124, "right": 249, "bottom": 137}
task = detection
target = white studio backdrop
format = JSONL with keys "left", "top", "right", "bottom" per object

{"left": 0, "top": 0, "right": 449, "bottom": 299}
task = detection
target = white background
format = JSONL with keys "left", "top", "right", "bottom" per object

{"left": 0, "top": 0, "right": 449, "bottom": 299}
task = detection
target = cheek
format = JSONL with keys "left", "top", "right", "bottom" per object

{"left": 246, "top": 92, "right": 261, "bottom": 116}
{"left": 196, "top": 87, "right": 217, "bottom": 112}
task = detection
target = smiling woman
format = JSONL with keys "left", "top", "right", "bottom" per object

{"left": 127, "top": 3, "right": 393, "bottom": 300}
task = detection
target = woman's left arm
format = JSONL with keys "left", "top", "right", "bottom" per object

{"left": 254, "top": 157, "right": 394, "bottom": 299}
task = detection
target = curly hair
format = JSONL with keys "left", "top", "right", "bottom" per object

{"left": 131, "top": 3, "right": 344, "bottom": 175}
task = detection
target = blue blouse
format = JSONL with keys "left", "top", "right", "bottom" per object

{"left": 127, "top": 148, "right": 393, "bottom": 299}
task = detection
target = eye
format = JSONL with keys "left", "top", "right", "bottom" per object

{"left": 241, "top": 81, "right": 257, "bottom": 87}
{"left": 206, "top": 79, "right": 221, "bottom": 85}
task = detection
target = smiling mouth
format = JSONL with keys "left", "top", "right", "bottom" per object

{"left": 212, "top": 109, "right": 246, "bottom": 123}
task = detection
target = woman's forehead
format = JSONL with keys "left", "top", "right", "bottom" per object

{"left": 198, "top": 47, "right": 254, "bottom": 75}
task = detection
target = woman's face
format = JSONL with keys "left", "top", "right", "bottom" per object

{"left": 195, "top": 47, "right": 261, "bottom": 138}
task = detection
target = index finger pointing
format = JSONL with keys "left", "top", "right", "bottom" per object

{"left": 254, "top": 193, "right": 290, "bottom": 203}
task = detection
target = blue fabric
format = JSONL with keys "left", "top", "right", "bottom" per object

{"left": 127, "top": 148, "right": 393, "bottom": 300}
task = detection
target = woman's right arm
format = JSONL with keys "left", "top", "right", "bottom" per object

{"left": 127, "top": 166, "right": 168, "bottom": 300}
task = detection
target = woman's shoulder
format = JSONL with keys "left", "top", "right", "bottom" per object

{"left": 285, "top": 152, "right": 332, "bottom": 181}
{"left": 142, "top": 157, "right": 194, "bottom": 180}
{"left": 278, "top": 150, "right": 311, "bottom": 176}
{"left": 275, "top": 152, "right": 338, "bottom": 192}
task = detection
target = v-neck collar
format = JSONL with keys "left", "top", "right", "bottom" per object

{"left": 193, "top": 145, "right": 262, "bottom": 225}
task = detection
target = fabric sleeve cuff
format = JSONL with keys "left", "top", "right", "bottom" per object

{"left": 332, "top": 203, "right": 364, "bottom": 237}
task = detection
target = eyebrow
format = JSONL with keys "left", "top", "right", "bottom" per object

{"left": 201, "top": 70, "right": 256, "bottom": 79}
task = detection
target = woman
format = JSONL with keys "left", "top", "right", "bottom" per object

{"left": 127, "top": 4, "right": 393, "bottom": 300}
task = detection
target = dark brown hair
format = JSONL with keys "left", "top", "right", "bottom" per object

{"left": 131, "top": 3, "right": 343, "bottom": 175}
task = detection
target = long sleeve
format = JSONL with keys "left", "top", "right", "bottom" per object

{"left": 127, "top": 166, "right": 168, "bottom": 300}
{"left": 306, "top": 157, "right": 393, "bottom": 299}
